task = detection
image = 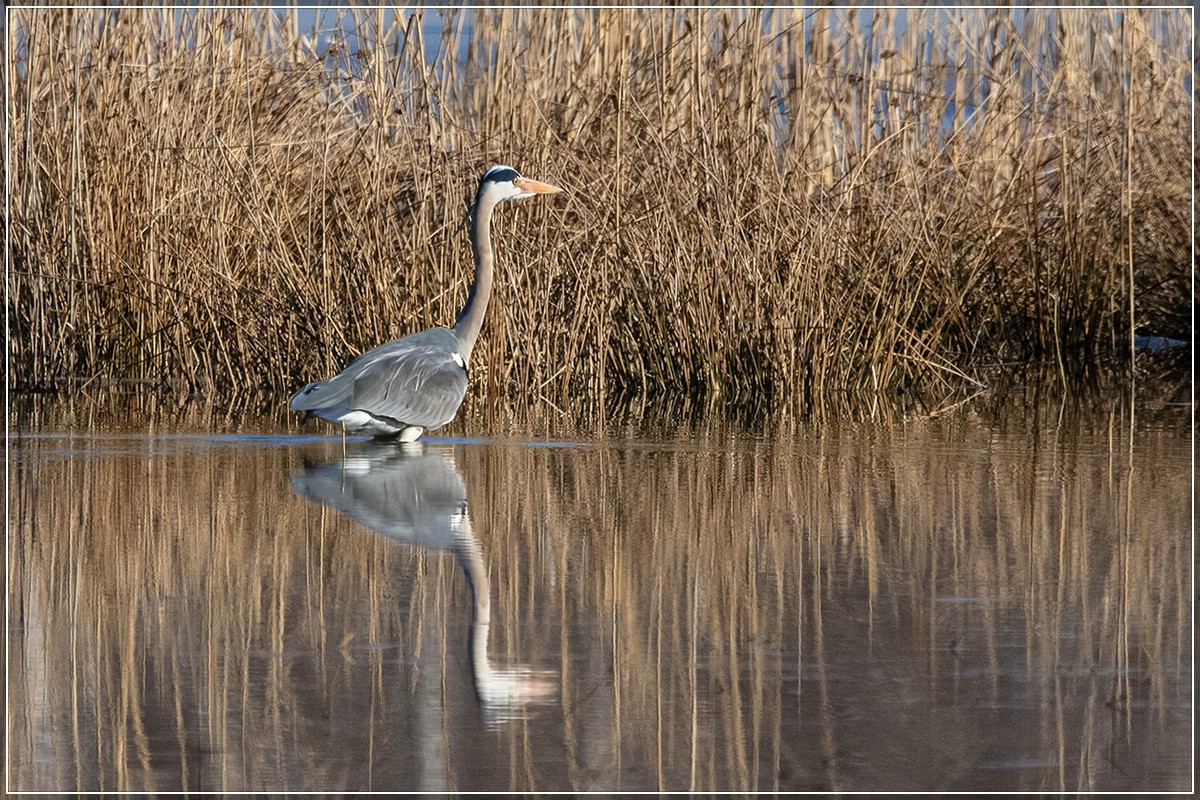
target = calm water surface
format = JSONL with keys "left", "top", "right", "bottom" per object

{"left": 7, "top": 395, "right": 1193, "bottom": 792}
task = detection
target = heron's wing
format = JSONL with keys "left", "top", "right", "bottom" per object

{"left": 291, "top": 328, "right": 469, "bottom": 430}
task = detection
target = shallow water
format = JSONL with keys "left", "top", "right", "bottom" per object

{"left": 6, "top": 395, "right": 1192, "bottom": 792}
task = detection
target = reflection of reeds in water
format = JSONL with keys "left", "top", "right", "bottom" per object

{"left": 7, "top": 400, "right": 1191, "bottom": 791}
{"left": 469, "top": 398, "right": 1191, "bottom": 791}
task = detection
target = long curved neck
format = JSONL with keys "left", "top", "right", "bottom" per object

{"left": 453, "top": 526, "right": 494, "bottom": 698}
{"left": 453, "top": 192, "right": 500, "bottom": 361}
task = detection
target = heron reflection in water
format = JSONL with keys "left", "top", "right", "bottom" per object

{"left": 291, "top": 444, "right": 557, "bottom": 726}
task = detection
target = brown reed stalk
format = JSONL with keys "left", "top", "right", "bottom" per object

{"left": 7, "top": 7, "right": 1191, "bottom": 419}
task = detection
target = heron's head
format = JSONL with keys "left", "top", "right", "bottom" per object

{"left": 475, "top": 165, "right": 562, "bottom": 205}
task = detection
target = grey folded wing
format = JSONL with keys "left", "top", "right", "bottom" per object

{"left": 290, "top": 328, "right": 469, "bottom": 430}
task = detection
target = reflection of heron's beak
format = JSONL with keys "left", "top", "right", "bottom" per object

{"left": 516, "top": 178, "right": 563, "bottom": 197}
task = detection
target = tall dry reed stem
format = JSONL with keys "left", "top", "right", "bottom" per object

{"left": 7, "top": 8, "right": 1191, "bottom": 418}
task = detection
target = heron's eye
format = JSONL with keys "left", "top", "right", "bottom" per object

{"left": 512, "top": 178, "right": 524, "bottom": 189}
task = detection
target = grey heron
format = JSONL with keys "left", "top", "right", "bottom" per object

{"left": 290, "top": 165, "right": 563, "bottom": 441}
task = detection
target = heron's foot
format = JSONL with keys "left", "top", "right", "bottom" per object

{"left": 371, "top": 426, "right": 425, "bottom": 445}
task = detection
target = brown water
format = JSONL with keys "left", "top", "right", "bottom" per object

{"left": 6, "top": 394, "right": 1193, "bottom": 792}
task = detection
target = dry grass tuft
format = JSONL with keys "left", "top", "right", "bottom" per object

{"left": 7, "top": 8, "right": 1192, "bottom": 418}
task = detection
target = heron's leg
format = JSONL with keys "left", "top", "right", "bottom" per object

{"left": 340, "top": 421, "right": 347, "bottom": 458}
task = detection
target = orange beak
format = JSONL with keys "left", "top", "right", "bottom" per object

{"left": 515, "top": 177, "right": 563, "bottom": 197}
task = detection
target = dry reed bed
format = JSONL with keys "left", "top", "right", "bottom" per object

{"left": 8, "top": 404, "right": 1190, "bottom": 791}
{"left": 7, "top": 7, "right": 1192, "bottom": 417}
